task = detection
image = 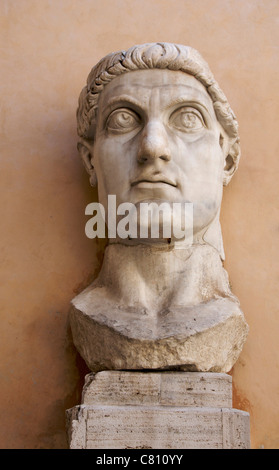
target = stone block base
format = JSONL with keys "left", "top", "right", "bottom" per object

{"left": 66, "top": 371, "right": 250, "bottom": 449}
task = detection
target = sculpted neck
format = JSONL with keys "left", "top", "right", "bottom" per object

{"left": 96, "top": 241, "right": 233, "bottom": 314}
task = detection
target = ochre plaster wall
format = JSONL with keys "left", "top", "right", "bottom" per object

{"left": 1, "top": 0, "right": 278, "bottom": 449}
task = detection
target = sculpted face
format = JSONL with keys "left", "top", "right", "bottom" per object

{"left": 86, "top": 69, "right": 228, "bottom": 239}
{"left": 70, "top": 49, "right": 248, "bottom": 382}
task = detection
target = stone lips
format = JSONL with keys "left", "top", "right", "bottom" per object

{"left": 71, "top": 42, "right": 249, "bottom": 376}
{"left": 70, "top": 293, "right": 248, "bottom": 373}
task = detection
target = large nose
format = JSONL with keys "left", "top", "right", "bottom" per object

{"left": 137, "top": 120, "right": 171, "bottom": 163}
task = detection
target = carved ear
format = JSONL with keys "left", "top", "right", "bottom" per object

{"left": 219, "top": 133, "right": 240, "bottom": 186}
{"left": 77, "top": 141, "right": 97, "bottom": 187}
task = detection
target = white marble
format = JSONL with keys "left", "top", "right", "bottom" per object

{"left": 70, "top": 43, "right": 248, "bottom": 373}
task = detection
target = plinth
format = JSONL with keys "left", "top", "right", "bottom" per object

{"left": 66, "top": 371, "right": 250, "bottom": 449}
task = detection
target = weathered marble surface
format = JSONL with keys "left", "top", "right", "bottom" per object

{"left": 70, "top": 243, "right": 248, "bottom": 372}
{"left": 70, "top": 42, "right": 248, "bottom": 373}
{"left": 66, "top": 371, "right": 250, "bottom": 449}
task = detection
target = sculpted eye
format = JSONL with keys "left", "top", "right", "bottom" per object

{"left": 106, "top": 108, "right": 141, "bottom": 134}
{"left": 170, "top": 107, "right": 205, "bottom": 132}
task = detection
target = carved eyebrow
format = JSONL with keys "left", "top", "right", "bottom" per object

{"left": 104, "top": 93, "right": 211, "bottom": 112}
{"left": 103, "top": 95, "right": 144, "bottom": 114}
{"left": 164, "top": 96, "right": 212, "bottom": 114}
{"left": 101, "top": 92, "right": 213, "bottom": 128}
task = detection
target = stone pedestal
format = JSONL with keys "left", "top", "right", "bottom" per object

{"left": 66, "top": 371, "right": 250, "bottom": 449}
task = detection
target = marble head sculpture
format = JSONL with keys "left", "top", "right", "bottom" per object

{"left": 70, "top": 43, "right": 248, "bottom": 373}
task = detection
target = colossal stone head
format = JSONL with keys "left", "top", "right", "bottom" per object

{"left": 76, "top": 43, "right": 240, "bottom": 255}
{"left": 70, "top": 43, "right": 248, "bottom": 373}
{"left": 77, "top": 43, "right": 240, "bottom": 170}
